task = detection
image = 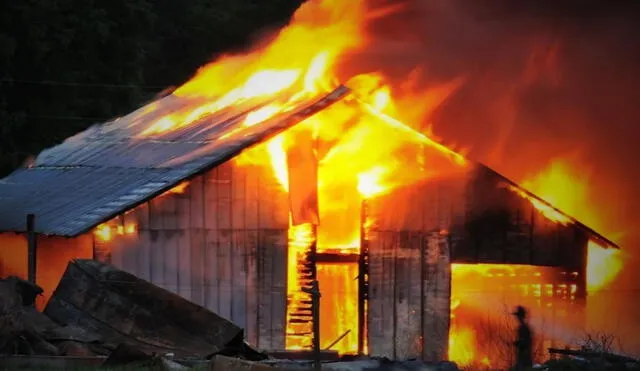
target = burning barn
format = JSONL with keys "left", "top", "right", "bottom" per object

{"left": 0, "top": 83, "right": 618, "bottom": 362}
{"left": 0, "top": 0, "right": 621, "bottom": 367}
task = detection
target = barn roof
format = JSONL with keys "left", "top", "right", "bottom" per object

{"left": 0, "top": 83, "right": 618, "bottom": 249}
{"left": 0, "top": 86, "right": 350, "bottom": 236}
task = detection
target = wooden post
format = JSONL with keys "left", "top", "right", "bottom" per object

{"left": 26, "top": 214, "right": 37, "bottom": 284}
{"left": 357, "top": 199, "right": 369, "bottom": 355}
{"left": 303, "top": 280, "right": 321, "bottom": 371}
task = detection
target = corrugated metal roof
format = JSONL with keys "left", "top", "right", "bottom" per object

{"left": 0, "top": 86, "right": 350, "bottom": 236}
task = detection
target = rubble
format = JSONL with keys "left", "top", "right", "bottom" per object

{"left": 0, "top": 261, "right": 265, "bottom": 368}
{"left": 0, "top": 260, "right": 461, "bottom": 370}
{"left": 544, "top": 347, "right": 640, "bottom": 371}
{"left": 44, "top": 259, "right": 243, "bottom": 358}
{"left": 211, "top": 355, "right": 277, "bottom": 371}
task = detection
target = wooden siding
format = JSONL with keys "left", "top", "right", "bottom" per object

{"left": 367, "top": 230, "right": 451, "bottom": 360}
{"left": 100, "top": 160, "right": 289, "bottom": 350}
{"left": 366, "top": 164, "right": 589, "bottom": 360}
{"left": 369, "top": 165, "right": 589, "bottom": 270}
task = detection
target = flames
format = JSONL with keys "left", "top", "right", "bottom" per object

{"left": 519, "top": 160, "right": 624, "bottom": 292}
{"left": 87, "top": 0, "right": 625, "bottom": 363}
{"left": 94, "top": 221, "right": 136, "bottom": 242}
{"left": 449, "top": 264, "right": 582, "bottom": 369}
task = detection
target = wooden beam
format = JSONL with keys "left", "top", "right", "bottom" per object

{"left": 26, "top": 214, "right": 37, "bottom": 284}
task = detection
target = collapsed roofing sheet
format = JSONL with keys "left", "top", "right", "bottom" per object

{"left": 0, "top": 86, "right": 350, "bottom": 236}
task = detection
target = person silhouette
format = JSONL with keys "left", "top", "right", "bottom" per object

{"left": 512, "top": 305, "right": 533, "bottom": 370}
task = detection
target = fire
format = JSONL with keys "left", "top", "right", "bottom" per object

{"left": 508, "top": 186, "right": 572, "bottom": 225}
{"left": 165, "top": 181, "right": 189, "bottom": 195}
{"left": 131, "top": 1, "right": 365, "bottom": 139}
{"left": 95, "top": 224, "right": 112, "bottom": 242}
{"left": 519, "top": 160, "right": 624, "bottom": 292}
{"left": 94, "top": 221, "right": 137, "bottom": 242}
{"left": 449, "top": 264, "right": 583, "bottom": 369}
{"left": 448, "top": 326, "right": 477, "bottom": 367}
{"left": 184, "top": 0, "right": 465, "bottom": 354}
{"left": 120, "top": 0, "right": 624, "bottom": 360}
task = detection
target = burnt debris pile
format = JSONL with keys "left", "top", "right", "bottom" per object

{"left": 0, "top": 260, "right": 462, "bottom": 370}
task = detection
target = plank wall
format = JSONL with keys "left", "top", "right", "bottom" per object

{"left": 100, "top": 160, "right": 289, "bottom": 350}
{"left": 366, "top": 163, "right": 590, "bottom": 361}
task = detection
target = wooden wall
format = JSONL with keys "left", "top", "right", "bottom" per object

{"left": 98, "top": 160, "right": 289, "bottom": 350}
{"left": 366, "top": 163, "right": 590, "bottom": 360}
{"left": 369, "top": 165, "right": 589, "bottom": 270}
{"left": 367, "top": 230, "right": 451, "bottom": 361}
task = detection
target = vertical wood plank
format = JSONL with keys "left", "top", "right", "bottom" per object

{"left": 244, "top": 164, "right": 260, "bottom": 346}
{"left": 230, "top": 165, "right": 247, "bottom": 328}
{"left": 149, "top": 200, "right": 165, "bottom": 288}
{"left": 216, "top": 230, "right": 232, "bottom": 320}
{"left": 189, "top": 175, "right": 206, "bottom": 306}
{"left": 366, "top": 230, "right": 384, "bottom": 357}
{"left": 245, "top": 229, "right": 259, "bottom": 346}
{"left": 205, "top": 229, "right": 219, "bottom": 313}
{"left": 120, "top": 214, "right": 138, "bottom": 275}
{"left": 190, "top": 228, "right": 205, "bottom": 306}
{"left": 422, "top": 232, "right": 451, "bottom": 361}
{"left": 176, "top": 187, "right": 192, "bottom": 300}
{"left": 379, "top": 233, "right": 395, "bottom": 358}
{"left": 394, "top": 232, "right": 412, "bottom": 359}
{"left": 136, "top": 203, "right": 152, "bottom": 281}
{"left": 204, "top": 169, "right": 220, "bottom": 312}
{"left": 257, "top": 229, "right": 274, "bottom": 350}
{"left": 270, "top": 231, "right": 287, "bottom": 350}
{"left": 232, "top": 231, "right": 247, "bottom": 329}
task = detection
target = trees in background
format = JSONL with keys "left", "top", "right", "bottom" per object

{"left": 0, "top": 0, "right": 302, "bottom": 176}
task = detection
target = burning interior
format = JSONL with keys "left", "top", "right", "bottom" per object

{"left": 0, "top": 0, "right": 624, "bottom": 367}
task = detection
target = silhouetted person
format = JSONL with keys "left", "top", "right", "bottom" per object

{"left": 511, "top": 305, "right": 533, "bottom": 370}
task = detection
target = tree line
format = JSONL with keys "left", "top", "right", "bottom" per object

{"left": 0, "top": 0, "right": 303, "bottom": 176}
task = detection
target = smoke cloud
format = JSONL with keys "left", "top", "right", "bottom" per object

{"left": 347, "top": 0, "right": 640, "bottom": 353}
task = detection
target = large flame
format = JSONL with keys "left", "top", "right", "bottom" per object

{"left": 519, "top": 160, "right": 624, "bottom": 292}
{"left": 102, "top": 0, "right": 623, "bottom": 361}
{"left": 449, "top": 264, "right": 582, "bottom": 369}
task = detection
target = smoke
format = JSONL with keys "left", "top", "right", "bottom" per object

{"left": 349, "top": 0, "right": 640, "bottom": 353}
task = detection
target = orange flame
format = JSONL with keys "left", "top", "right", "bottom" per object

{"left": 94, "top": 221, "right": 137, "bottom": 242}
{"left": 448, "top": 326, "right": 477, "bottom": 367}
{"left": 519, "top": 160, "right": 624, "bottom": 292}
{"left": 216, "top": 0, "right": 465, "bottom": 354}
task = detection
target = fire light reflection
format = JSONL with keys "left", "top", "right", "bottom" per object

{"left": 449, "top": 264, "right": 583, "bottom": 369}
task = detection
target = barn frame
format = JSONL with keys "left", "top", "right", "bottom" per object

{"left": 0, "top": 86, "right": 617, "bottom": 359}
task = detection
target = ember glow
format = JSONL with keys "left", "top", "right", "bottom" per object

{"left": 94, "top": 221, "right": 137, "bottom": 242}
{"left": 449, "top": 264, "right": 582, "bottom": 369}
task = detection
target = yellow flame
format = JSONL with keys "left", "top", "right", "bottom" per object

{"left": 448, "top": 326, "right": 476, "bottom": 367}
{"left": 243, "top": 104, "right": 283, "bottom": 128}
{"left": 95, "top": 224, "right": 112, "bottom": 242}
{"left": 587, "top": 240, "right": 623, "bottom": 292}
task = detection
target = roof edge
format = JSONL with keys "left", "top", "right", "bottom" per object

{"left": 68, "top": 85, "right": 352, "bottom": 238}
{"left": 480, "top": 165, "right": 620, "bottom": 249}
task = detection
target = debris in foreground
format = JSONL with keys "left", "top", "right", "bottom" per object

{"left": 45, "top": 259, "right": 243, "bottom": 358}
{"left": 545, "top": 347, "right": 640, "bottom": 371}
{"left": 0, "top": 260, "right": 264, "bottom": 368}
{"left": 0, "top": 260, "right": 459, "bottom": 370}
